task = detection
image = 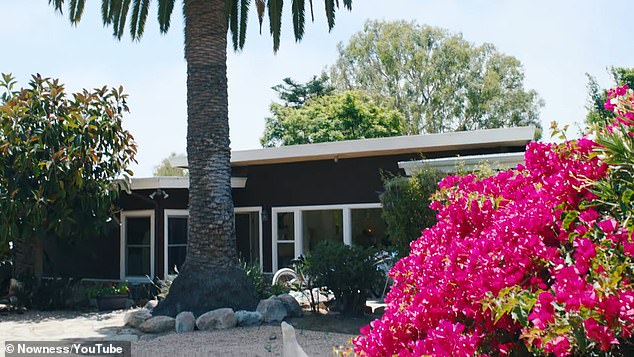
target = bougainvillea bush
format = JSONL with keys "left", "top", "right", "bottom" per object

{"left": 353, "top": 86, "right": 634, "bottom": 356}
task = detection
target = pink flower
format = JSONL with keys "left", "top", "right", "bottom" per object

{"left": 584, "top": 318, "right": 618, "bottom": 351}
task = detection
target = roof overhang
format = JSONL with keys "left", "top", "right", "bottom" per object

{"left": 170, "top": 126, "right": 536, "bottom": 168}
{"left": 127, "top": 176, "right": 247, "bottom": 190}
{"left": 398, "top": 151, "right": 526, "bottom": 175}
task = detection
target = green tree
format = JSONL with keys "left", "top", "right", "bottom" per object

{"left": 260, "top": 90, "right": 405, "bottom": 147}
{"left": 154, "top": 153, "right": 188, "bottom": 177}
{"left": 0, "top": 74, "right": 137, "bottom": 275}
{"left": 272, "top": 74, "right": 334, "bottom": 108}
{"left": 329, "top": 20, "right": 543, "bottom": 135}
{"left": 586, "top": 67, "right": 634, "bottom": 126}
{"left": 379, "top": 166, "right": 444, "bottom": 257}
{"left": 48, "top": 0, "right": 352, "bottom": 316}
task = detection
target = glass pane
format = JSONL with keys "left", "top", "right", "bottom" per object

{"left": 168, "top": 246, "right": 186, "bottom": 275}
{"left": 168, "top": 217, "right": 188, "bottom": 245}
{"left": 127, "top": 217, "right": 151, "bottom": 245}
{"left": 249, "top": 212, "right": 260, "bottom": 263}
{"left": 277, "top": 212, "right": 294, "bottom": 241}
{"left": 277, "top": 243, "right": 295, "bottom": 269}
{"left": 302, "top": 210, "right": 343, "bottom": 252}
{"left": 126, "top": 246, "right": 150, "bottom": 276}
{"left": 352, "top": 208, "right": 387, "bottom": 248}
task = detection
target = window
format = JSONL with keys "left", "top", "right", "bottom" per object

{"left": 351, "top": 208, "right": 387, "bottom": 248}
{"left": 235, "top": 210, "right": 261, "bottom": 265}
{"left": 271, "top": 203, "right": 383, "bottom": 271}
{"left": 120, "top": 210, "right": 155, "bottom": 280}
{"left": 163, "top": 208, "right": 264, "bottom": 276}
{"left": 164, "top": 210, "right": 188, "bottom": 276}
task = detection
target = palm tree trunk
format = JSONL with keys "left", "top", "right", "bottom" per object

{"left": 153, "top": 0, "right": 258, "bottom": 317}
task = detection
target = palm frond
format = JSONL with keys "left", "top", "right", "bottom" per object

{"left": 49, "top": 0, "right": 65, "bottom": 13}
{"left": 227, "top": 0, "right": 239, "bottom": 51}
{"left": 158, "top": 0, "right": 175, "bottom": 33}
{"left": 268, "top": 0, "right": 284, "bottom": 52}
{"left": 324, "top": 0, "right": 335, "bottom": 31}
{"left": 110, "top": 0, "right": 124, "bottom": 37}
{"left": 308, "top": 0, "right": 314, "bottom": 21}
{"left": 68, "top": 0, "right": 86, "bottom": 24}
{"left": 291, "top": 0, "right": 305, "bottom": 42}
{"left": 129, "top": 0, "right": 150, "bottom": 40}
{"left": 114, "top": 0, "right": 132, "bottom": 39}
{"left": 239, "top": 0, "right": 250, "bottom": 49}
{"left": 342, "top": 0, "right": 352, "bottom": 10}
{"left": 101, "top": 0, "right": 112, "bottom": 24}
{"left": 255, "top": 0, "right": 266, "bottom": 34}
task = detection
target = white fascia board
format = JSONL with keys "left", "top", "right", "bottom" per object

{"left": 128, "top": 176, "right": 247, "bottom": 190}
{"left": 231, "top": 126, "right": 535, "bottom": 166}
{"left": 171, "top": 126, "right": 536, "bottom": 168}
{"left": 398, "top": 152, "right": 526, "bottom": 175}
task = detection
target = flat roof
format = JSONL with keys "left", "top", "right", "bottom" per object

{"left": 171, "top": 126, "right": 536, "bottom": 168}
{"left": 128, "top": 176, "right": 247, "bottom": 190}
{"left": 398, "top": 152, "right": 526, "bottom": 175}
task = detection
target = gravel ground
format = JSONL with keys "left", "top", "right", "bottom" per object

{"left": 132, "top": 325, "right": 354, "bottom": 357}
{"left": 0, "top": 310, "right": 356, "bottom": 357}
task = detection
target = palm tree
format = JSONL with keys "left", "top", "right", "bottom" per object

{"left": 48, "top": 0, "right": 352, "bottom": 316}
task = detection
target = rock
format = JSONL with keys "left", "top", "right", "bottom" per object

{"left": 0, "top": 303, "right": 7, "bottom": 312}
{"left": 144, "top": 299, "right": 158, "bottom": 311}
{"left": 175, "top": 311, "right": 195, "bottom": 333}
{"left": 277, "top": 294, "right": 303, "bottom": 318}
{"left": 235, "top": 310, "right": 263, "bottom": 327}
{"left": 124, "top": 309, "right": 152, "bottom": 329}
{"left": 196, "top": 308, "right": 237, "bottom": 330}
{"left": 257, "top": 297, "right": 288, "bottom": 323}
{"left": 373, "top": 306, "right": 386, "bottom": 315}
{"left": 138, "top": 316, "right": 175, "bottom": 333}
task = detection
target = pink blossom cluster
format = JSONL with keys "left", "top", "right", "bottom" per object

{"left": 354, "top": 87, "right": 634, "bottom": 356}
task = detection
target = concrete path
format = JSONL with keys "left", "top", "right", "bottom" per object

{"left": 0, "top": 310, "right": 141, "bottom": 356}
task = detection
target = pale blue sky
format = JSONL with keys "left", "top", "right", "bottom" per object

{"left": 1, "top": 1, "right": 631, "bottom": 177}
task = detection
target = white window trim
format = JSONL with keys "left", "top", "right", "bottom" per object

{"left": 164, "top": 209, "right": 189, "bottom": 278}
{"left": 120, "top": 210, "right": 155, "bottom": 282}
{"left": 234, "top": 206, "right": 264, "bottom": 272}
{"left": 271, "top": 203, "right": 382, "bottom": 272}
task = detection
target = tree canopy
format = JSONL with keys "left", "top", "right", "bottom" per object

{"left": 260, "top": 90, "right": 405, "bottom": 147}
{"left": 0, "top": 74, "right": 137, "bottom": 259}
{"left": 271, "top": 74, "right": 334, "bottom": 108}
{"left": 154, "top": 152, "right": 188, "bottom": 176}
{"left": 586, "top": 67, "right": 634, "bottom": 127}
{"left": 329, "top": 20, "right": 543, "bottom": 135}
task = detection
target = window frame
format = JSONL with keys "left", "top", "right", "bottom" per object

{"left": 271, "top": 203, "right": 382, "bottom": 272}
{"left": 120, "top": 209, "right": 155, "bottom": 281}
{"left": 163, "top": 209, "right": 189, "bottom": 278}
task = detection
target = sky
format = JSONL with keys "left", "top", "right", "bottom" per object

{"left": 1, "top": 0, "right": 632, "bottom": 177}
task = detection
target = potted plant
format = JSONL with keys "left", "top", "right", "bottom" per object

{"left": 86, "top": 282, "right": 130, "bottom": 311}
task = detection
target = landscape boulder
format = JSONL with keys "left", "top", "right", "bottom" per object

{"left": 196, "top": 308, "right": 237, "bottom": 330}
{"left": 256, "top": 297, "right": 288, "bottom": 323}
{"left": 138, "top": 316, "right": 175, "bottom": 333}
{"left": 277, "top": 294, "right": 303, "bottom": 317}
{"left": 175, "top": 311, "right": 195, "bottom": 333}
{"left": 235, "top": 310, "right": 263, "bottom": 326}
{"left": 124, "top": 309, "right": 152, "bottom": 329}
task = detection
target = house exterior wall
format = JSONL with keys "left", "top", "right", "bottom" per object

{"left": 42, "top": 145, "right": 524, "bottom": 280}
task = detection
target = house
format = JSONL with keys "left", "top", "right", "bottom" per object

{"left": 42, "top": 126, "right": 535, "bottom": 282}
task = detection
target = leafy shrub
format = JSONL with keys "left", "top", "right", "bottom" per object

{"left": 380, "top": 166, "right": 445, "bottom": 256}
{"left": 354, "top": 85, "right": 634, "bottom": 356}
{"left": 304, "top": 241, "right": 381, "bottom": 316}
{"left": 85, "top": 281, "right": 130, "bottom": 298}
{"left": 241, "top": 259, "right": 290, "bottom": 299}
